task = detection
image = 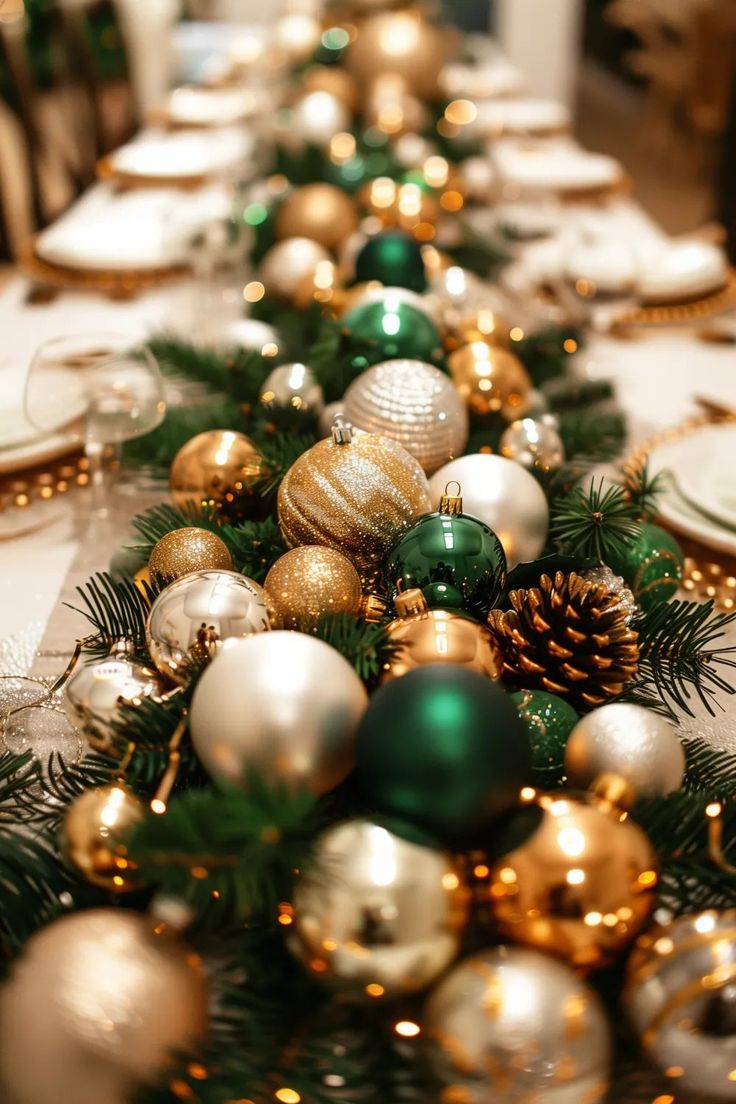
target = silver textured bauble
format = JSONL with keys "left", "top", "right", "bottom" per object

{"left": 342, "top": 359, "right": 469, "bottom": 475}
{"left": 424, "top": 945, "right": 611, "bottom": 1104}
{"left": 259, "top": 237, "right": 332, "bottom": 301}
{"left": 581, "top": 564, "right": 637, "bottom": 622}
{"left": 145, "top": 569, "right": 270, "bottom": 685}
{"left": 500, "top": 416, "right": 565, "bottom": 473}
{"left": 0, "top": 910, "right": 207, "bottom": 1104}
{"left": 428, "top": 454, "right": 549, "bottom": 568}
{"left": 66, "top": 641, "right": 162, "bottom": 755}
{"left": 259, "top": 362, "right": 324, "bottom": 415}
{"left": 565, "top": 702, "right": 685, "bottom": 798}
{"left": 625, "top": 910, "right": 736, "bottom": 1101}
{"left": 288, "top": 818, "right": 468, "bottom": 998}
{"left": 189, "top": 632, "right": 367, "bottom": 794}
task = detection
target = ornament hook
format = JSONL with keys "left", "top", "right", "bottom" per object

{"left": 331, "top": 413, "right": 354, "bottom": 445}
{"left": 440, "top": 481, "right": 463, "bottom": 515}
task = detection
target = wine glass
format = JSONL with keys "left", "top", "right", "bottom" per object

{"left": 24, "top": 332, "right": 166, "bottom": 518}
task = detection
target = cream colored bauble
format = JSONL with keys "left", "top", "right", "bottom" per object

{"left": 346, "top": 11, "right": 449, "bottom": 101}
{"left": 259, "top": 237, "right": 332, "bottom": 301}
{"left": 290, "top": 90, "right": 351, "bottom": 148}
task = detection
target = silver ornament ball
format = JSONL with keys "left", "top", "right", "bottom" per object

{"left": 424, "top": 945, "right": 611, "bottom": 1104}
{"left": 289, "top": 818, "right": 468, "bottom": 998}
{"left": 565, "top": 702, "right": 685, "bottom": 798}
{"left": 428, "top": 453, "right": 549, "bottom": 567}
{"left": 259, "top": 362, "right": 324, "bottom": 415}
{"left": 260, "top": 237, "right": 332, "bottom": 300}
{"left": 625, "top": 910, "right": 736, "bottom": 1101}
{"left": 190, "top": 632, "right": 367, "bottom": 794}
{"left": 66, "top": 641, "right": 162, "bottom": 755}
{"left": 500, "top": 416, "right": 565, "bottom": 473}
{"left": 582, "top": 564, "right": 637, "bottom": 622}
{"left": 146, "top": 569, "right": 270, "bottom": 685}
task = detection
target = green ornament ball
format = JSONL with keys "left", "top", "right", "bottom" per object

{"left": 342, "top": 298, "right": 442, "bottom": 369}
{"left": 356, "top": 665, "right": 532, "bottom": 842}
{"left": 385, "top": 511, "right": 507, "bottom": 620}
{"left": 354, "top": 231, "right": 427, "bottom": 292}
{"left": 422, "top": 581, "right": 466, "bottom": 609}
{"left": 511, "top": 689, "right": 579, "bottom": 785}
{"left": 607, "top": 522, "right": 684, "bottom": 612}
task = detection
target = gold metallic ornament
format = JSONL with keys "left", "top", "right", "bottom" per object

{"left": 499, "top": 416, "right": 565, "bottom": 473}
{"left": 451, "top": 308, "right": 512, "bottom": 348}
{"left": 276, "top": 184, "right": 359, "bottom": 253}
{"left": 358, "top": 175, "right": 440, "bottom": 236}
{"left": 293, "top": 258, "right": 344, "bottom": 310}
{"left": 381, "top": 589, "right": 503, "bottom": 683}
{"left": 624, "top": 909, "right": 736, "bottom": 1101}
{"left": 448, "top": 341, "right": 532, "bottom": 421}
{"left": 259, "top": 362, "right": 324, "bottom": 416}
{"left": 489, "top": 789, "right": 658, "bottom": 971}
{"left": 264, "top": 545, "right": 362, "bottom": 632}
{"left": 341, "top": 358, "right": 469, "bottom": 475}
{"left": 302, "top": 64, "right": 360, "bottom": 111}
{"left": 169, "top": 429, "right": 267, "bottom": 522}
{"left": 424, "top": 945, "right": 611, "bottom": 1104}
{"left": 259, "top": 237, "right": 333, "bottom": 301}
{"left": 288, "top": 818, "right": 469, "bottom": 998}
{"left": 273, "top": 12, "right": 321, "bottom": 61}
{"left": 363, "top": 73, "right": 428, "bottom": 138}
{"left": 133, "top": 564, "right": 152, "bottom": 596}
{"left": 148, "top": 526, "right": 233, "bottom": 588}
{"left": 61, "top": 783, "right": 144, "bottom": 891}
{"left": 146, "top": 569, "right": 270, "bottom": 685}
{"left": 345, "top": 10, "right": 450, "bottom": 101}
{"left": 0, "top": 909, "right": 207, "bottom": 1104}
{"left": 277, "top": 418, "right": 431, "bottom": 579}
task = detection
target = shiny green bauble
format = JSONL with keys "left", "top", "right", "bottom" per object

{"left": 511, "top": 689, "right": 579, "bottom": 786}
{"left": 606, "top": 522, "right": 684, "bottom": 612}
{"left": 385, "top": 512, "right": 507, "bottom": 621}
{"left": 342, "top": 297, "right": 442, "bottom": 370}
{"left": 356, "top": 665, "right": 532, "bottom": 843}
{"left": 354, "top": 231, "right": 427, "bottom": 292}
{"left": 422, "top": 581, "right": 465, "bottom": 609}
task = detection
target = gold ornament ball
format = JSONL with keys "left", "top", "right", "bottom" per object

{"left": 61, "top": 783, "right": 144, "bottom": 892}
{"left": 277, "top": 420, "right": 431, "bottom": 580}
{"left": 276, "top": 184, "right": 359, "bottom": 253}
{"left": 499, "top": 416, "right": 565, "bottom": 473}
{"left": 425, "top": 946, "right": 611, "bottom": 1104}
{"left": 346, "top": 10, "right": 449, "bottom": 101}
{"left": 363, "top": 73, "right": 429, "bottom": 139}
{"left": 489, "top": 790, "right": 658, "bottom": 971}
{"left": 260, "top": 362, "right": 325, "bottom": 416}
{"left": 293, "top": 259, "right": 344, "bottom": 311}
{"left": 359, "top": 175, "right": 440, "bottom": 233}
{"left": 260, "top": 236, "right": 333, "bottom": 301}
{"left": 274, "top": 12, "right": 321, "bottom": 61}
{"left": 265, "top": 546, "right": 362, "bottom": 632}
{"left": 449, "top": 341, "right": 532, "bottom": 421}
{"left": 170, "top": 429, "right": 267, "bottom": 522}
{"left": 0, "top": 909, "right": 207, "bottom": 1104}
{"left": 342, "top": 358, "right": 469, "bottom": 475}
{"left": 382, "top": 589, "right": 503, "bottom": 683}
{"left": 302, "top": 64, "right": 360, "bottom": 111}
{"left": 288, "top": 818, "right": 469, "bottom": 998}
{"left": 148, "top": 526, "right": 233, "bottom": 588}
{"left": 624, "top": 909, "right": 736, "bottom": 1101}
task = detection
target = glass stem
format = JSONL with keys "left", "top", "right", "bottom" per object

{"left": 85, "top": 440, "right": 108, "bottom": 519}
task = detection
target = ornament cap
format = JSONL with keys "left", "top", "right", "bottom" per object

{"left": 361, "top": 593, "right": 388, "bottom": 622}
{"left": 331, "top": 414, "right": 354, "bottom": 445}
{"left": 110, "top": 638, "right": 136, "bottom": 658}
{"left": 590, "top": 771, "right": 637, "bottom": 812}
{"left": 439, "top": 481, "right": 463, "bottom": 516}
{"left": 394, "top": 588, "right": 429, "bottom": 617}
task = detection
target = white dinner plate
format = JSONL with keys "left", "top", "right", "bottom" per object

{"left": 107, "top": 128, "right": 253, "bottom": 182}
{"left": 0, "top": 433, "right": 76, "bottom": 476}
{"left": 493, "top": 139, "right": 623, "bottom": 194}
{"left": 164, "top": 86, "right": 261, "bottom": 127}
{"left": 637, "top": 240, "right": 729, "bottom": 304}
{"left": 473, "top": 98, "right": 570, "bottom": 138}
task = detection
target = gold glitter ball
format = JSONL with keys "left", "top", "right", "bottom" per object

{"left": 265, "top": 546, "right": 362, "bottom": 632}
{"left": 449, "top": 342, "right": 532, "bottom": 421}
{"left": 149, "top": 527, "right": 233, "bottom": 588}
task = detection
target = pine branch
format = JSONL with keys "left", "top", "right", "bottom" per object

{"left": 550, "top": 479, "right": 642, "bottom": 563}
{"left": 10, "top": 751, "right": 115, "bottom": 829}
{"left": 620, "top": 459, "right": 666, "bottom": 520}
{"left": 0, "top": 751, "right": 41, "bottom": 818}
{"left": 67, "top": 572, "right": 154, "bottom": 651}
{"left": 257, "top": 432, "right": 317, "bottom": 497}
{"left": 555, "top": 408, "right": 626, "bottom": 465}
{"left": 445, "top": 221, "right": 508, "bottom": 278}
{"left": 313, "top": 613, "right": 400, "bottom": 684}
{"left": 308, "top": 315, "right": 351, "bottom": 403}
{"left": 123, "top": 398, "right": 246, "bottom": 475}
{"left": 514, "top": 326, "right": 584, "bottom": 386}
{"left": 0, "top": 828, "right": 74, "bottom": 959}
{"left": 148, "top": 335, "right": 270, "bottom": 399}
{"left": 541, "top": 376, "right": 615, "bottom": 409}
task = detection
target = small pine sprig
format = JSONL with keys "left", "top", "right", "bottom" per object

{"left": 147, "top": 334, "right": 269, "bottom": 397}
{"left": 67, "top": 572, "right": 154, "bottom": 652}
{"left": 122, "top": 397, "right": 246, "bottom": 475}
{"left": 550, "top": 478, "right": 641, "bottom": 562}
{"left": 256, "top": 431, "right": 318, "bottom": 497}
{"left": 620, "top": 459, "right": 666, "bottom": 520}
{"left": 313, "top": 613, "right": 400, "bottom": 683}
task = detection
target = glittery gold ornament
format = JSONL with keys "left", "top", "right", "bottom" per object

{"left": 0, "top": 909, "right": 207, "bottom": 1104}
{"left": 148, "top": 527, "right": 233, "bottom": 588}
{"left": 489, "top": 789, "right": 658, "bottom": 970}
{"left": 288, "top": 818, "right": 469, "bottom": 998}
{"left": 359, "top": 175, "right": 440, "bottom": 235}
{"left": 61, "top": 783, "right": 144, "bottom": 891}
{"left": 302, "top": 64, "right": 359, "bottom": 111}
{"left": 381, "top": 588, "right": 503, "bottom": 683}
{"left": 363, "top": 74, "right": 428, "bottom": 138}
{"left": 293, "top": 259, "right": 344, "bottom": 310}
{"left": 449, "top": 341, "right": 532, "bottom": 420}
{"left": 624, "top": 909, "right": 736, "bottom": 1101}
{"left": 264, "top": 546, "right": 362, "bottom": 631}
{"left": 346, "top": 10, "right": 449, "bottom": 101}
{"left": 424, "top": 946, "right": 611, "bottom": 1104}
{"left": 276, "top": 184, "right": 359, "bottom": 253}
{"left": 277, "top": 418, "right": 431, "bottom": 579}
{"left": 259, "top": 237, "right": 333, "bottom": 301}
{"left": 170, "top": 430, "right": 267, "bottom": 522}
{"left": 341, "top": 358, "right": 468, "bottom": 475}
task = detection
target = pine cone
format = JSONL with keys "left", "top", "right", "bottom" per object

{"left": 487, "top": 571, "right": 639, "bottom": 707}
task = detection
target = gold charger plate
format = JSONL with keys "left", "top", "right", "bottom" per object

{"left": 609, "top": 269, "right": 736, "bottom": 335}
{"left": 97, "top": 156, "right": 207, "bottom": 192}
{"left": 19, "top": 240, "right": 188, "bottom": 299}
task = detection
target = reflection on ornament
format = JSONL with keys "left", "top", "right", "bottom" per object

{"left": 290, "top": 90, "right": 351, "bottom": 148}
{"left": 428, "top": 454, "right": 549, "bottom": 568}
{"left": 336, "top": 282, "right": 431, "bottom": 320}
{"left": 302, "top": 64, "right": 359, "bottom": 111}
{"left": 260, "top": 362, "right": 324, "bottom": 416}
{"left": 148, "top": 526, "right": 233, "bottom": 588}
{"left": 276, "top": 184, "right": 359, "bottom": 252}
{"left": 346, "top": 10, "right": 449, "bottom": 101}
{"left": 489, "top": 789, "right": 658, "bottom": 970}
{"left": 448, "top": 341, "right": 531, "bottom": 420}
{"left": 61, "top": 783, "right": 144, "bottom": 891}
{"left": 342, "top": 296, "right": 443, "bottom": 367}
{"left": 342, "top": 358, "right": 468, "bottom": 474}
{"left": 364, "top": 73, "right": 428, "bottom": 138}
{"left": 565, "top": 702, "right": 685, "bottom": 798}
{"left": 260, "top": 237, "right": 333, "bottom": 301}
{"left": 170, "top": 429, "right": 267, "bottom": 522}
{"left": 500, "top": 416, "right": 565, "bottom": 473}
{"left": 66, "top": 641, "right": 162, "bottom": 756}
{"left": 146, "top": 569, "right": 270, "bottom": 684}
{"left": 359, "top": 175, "right": 439, "bottom": 236}
{"left": 293, "top": 258, "right": 343, "bottom": 309}
{"left": 606, "top": 521, "right": 685, "bottom": 612}
{"left": 288, "top": 819, "right": 468, "bottom": 998}
{"left": 425, "top": 946, "right": 611, "bottom": 1104}
{"left": 354, "top": 231, "right": 427, "bottom": 292}
{"left": 625, "top": 909, "right": 736, "bottom": 1101}
{"left": 274, "top": 12, "right": 321, "bottom": 61}
{"left": 512, "top": 688, "right": 578, "bottom": 785}
{"left": 264, "top": 545, "right": 362, "bottom": 631}
{"left": 0, "top": 910, "right": 207, "bottom": 1104}
{"left": 190, "top": 632, "right": 367, "bottom": 794}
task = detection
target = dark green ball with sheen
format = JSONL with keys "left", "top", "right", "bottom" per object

{"left": 606, "top": 522, "right": 684, "bottom": 612}
{"left": 385, "top": 512, "right": 507, "bottom": 620}
{"left": 511, "top": 689, "right": 578, "bottom": 785}
{"left": 422, "top": 581, "right": 465, "bottom": 609}
{"left": 342, "top": 299, "right": 442, "bottom": 368}
{"left": 356, "top": 666, "right": 532, "bottom": 841}
{"left": 354, "top": 231, "right": 427, "bottom": 292}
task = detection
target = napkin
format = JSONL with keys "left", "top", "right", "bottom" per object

{"left": 493, "top": 138, "right": 623, "bottom": 193}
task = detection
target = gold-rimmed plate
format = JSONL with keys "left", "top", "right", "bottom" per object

{"left": 19, "top": 241, "right": 188, "bottom": 299}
